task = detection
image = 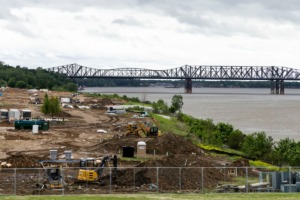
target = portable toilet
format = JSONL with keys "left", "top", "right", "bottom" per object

{"left": 137, "top": 141, "right": 146, "bottom": 157}
{"left": 122, "top": 146, "right": 134, "bottom": 158}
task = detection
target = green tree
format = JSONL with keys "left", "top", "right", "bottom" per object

{"left": 64, "top": 82, "right": 78, "bottom": 92}
{"left": 169, "top": 95, "right": 183, "bottom": 113}
{"left": 8, "top": 77, "right": 16, "bottom": 87}
{"left": 152, "top": 99, "right": 169, "bottom": 114}
{"left": 272, "top": 138, "right": 300, "bottom": 166}
{"left": 227, "top": 129, "right": 246, "bottom": 150}
{"left": 216, "top": 122, "right": 234, "bottom": 145}
{"left": 41, "top": 94, "right": 61, "bottom": 117}
{"left": 41, "top": 94, "right": 50, "bottom": 115}
{"left": 16, "top": 81, "right": 28, "bottom": 88}
{"left": 49, "top": 97, "right": 61, "bottom": 117}
{"left": 241, "top": 132, "right": 274, "bottom": 160}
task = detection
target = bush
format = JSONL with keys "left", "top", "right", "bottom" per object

{"left": 241, "top": 132, "right": 274, "bottom": 160}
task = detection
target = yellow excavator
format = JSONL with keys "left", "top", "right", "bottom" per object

{"left": 35, "top": 155, "right": 118, "bottom": 191}
{"left": 77, "top": 155, "right": 118, "bottom": 184}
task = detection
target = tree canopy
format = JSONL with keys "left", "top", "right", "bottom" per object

{"left": 0, "top": 62, "right": 77, "bottom": 91}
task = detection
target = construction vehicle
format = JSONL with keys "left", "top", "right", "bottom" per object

{"left": 76, "top": 155, "right": 115, "bottom": 184}
{"left": 126, "top": 116, "right": 162, "bottom": 138}
{"left": 126, "top": 122, "right": 161, "bottom": 137}
{"left": 36, "top": 152, "right": 117, "bottom": 191}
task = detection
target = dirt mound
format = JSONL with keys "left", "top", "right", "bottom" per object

{"left": 112, "top": 154, "right": 229, "bottom": 190}
{"left": 3, "top": 155, "right": 43, "bottom": 168}
{"left": 230, "top": 158, "right": 250, "bottom": 167}
{"left": 100, "top": 98, "right": 113, "bottom": 106}
{"left": 85, "top": 133, "right": 205, "bottom": 156}
{"left": 146, "top": 133, "right": 205, "bottom": 155}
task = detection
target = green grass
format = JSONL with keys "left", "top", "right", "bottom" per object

{"left": 152, "top": 114, "right": 188, "bottom": 136}
{"left": 249, "top": 160, "right": 281, "bottom": 171}
{"left": 119, "top": 156, "right": 152, "bottom": 162}
{"left": 1, "top": 193, "right": 300, "bottom": 200}
{"left": 198, "top": 144, "right": 246, "bottom": 157}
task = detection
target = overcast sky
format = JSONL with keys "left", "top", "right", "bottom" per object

{"left": 1, "top": 0, "right": 300, "bottom": 69}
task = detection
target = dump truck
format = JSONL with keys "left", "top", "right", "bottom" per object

{"left": 14, "top": 120, "right": 49, "bottom": 130}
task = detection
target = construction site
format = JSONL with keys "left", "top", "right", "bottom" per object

{"left": 0, "top": 88, "right": 299, "bottom": 195}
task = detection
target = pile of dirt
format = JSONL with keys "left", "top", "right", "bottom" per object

{"left": 3, "top": 155, "right": 43, "bottom": 168}
{"left": 230, "top": 158, "right": 250, "bottom": 167}
{"left": 110, "top": 154, "right": 230, "bottom": 191}
{"left": 100, "top": 98, "right": 113, "bottom": 106}
{"left": 85, "top": 133, "right": 206, "bottom": 156}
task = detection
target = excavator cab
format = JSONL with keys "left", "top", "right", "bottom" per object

{"left": 77, "top": 156, "right": 113, "bottom": 183}
{"left": 77, "top": 158, "right": 99, "bottom": 182}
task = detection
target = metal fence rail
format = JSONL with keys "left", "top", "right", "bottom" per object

{"left": 0, "top": 167, "right": 299, "bottom": 195}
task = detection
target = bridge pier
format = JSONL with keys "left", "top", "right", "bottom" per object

{"left": 185, "top": 78, "right": 192, "bottom": 93}
{"left": 271, "top": 80, "right": 284, "bottom": 95}
{"left": 270, "top": 80, "right": 274, "bottom": 94}
{"left": 280, "top": 80, "right": 284, "bottom": 95}
{"left": 276, "top": 80, "right": 280, "bottom": 94}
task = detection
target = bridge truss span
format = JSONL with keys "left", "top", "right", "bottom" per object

{"left": 48, "top": 63, "right": 300, "bottom": 94}
{"left": 48, "top": 63, "right": 300, "bottom": 80}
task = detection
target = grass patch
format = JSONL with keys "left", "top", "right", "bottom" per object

{"left": 119, "top": 156, "right": 151, "bottom": 162}
{"left": 198, "top": 144, "right": 246, "bottom": 157}
{"left": 249, "top": 160, "right": 281, "bottom": 171}
{"left": 152, "top": 114, "right": 188, "bottom": 136}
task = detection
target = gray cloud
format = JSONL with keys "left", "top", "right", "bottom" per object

{"left": 112, "top": 17, "right": 143, "bottom": 27}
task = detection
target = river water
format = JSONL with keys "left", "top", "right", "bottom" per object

{"left": 82, "top": 87, "right": 300, "bottom": 141}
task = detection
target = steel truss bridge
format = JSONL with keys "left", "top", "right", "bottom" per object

{"left": 48, "top": 63, "right": 300, "bottom": 94}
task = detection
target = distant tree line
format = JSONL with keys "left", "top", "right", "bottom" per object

{"left": 0, "top": 61, "right": 77, "bottom": 91}
{"left": 75, "top": 78, "right": 300, "bottom": 88}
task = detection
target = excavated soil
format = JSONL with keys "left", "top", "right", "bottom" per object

{"left": 0, "top": 88, "right": 251, "bottom": 194}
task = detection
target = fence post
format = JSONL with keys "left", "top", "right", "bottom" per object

{"left": 62, "top": 168, "right": 65, "bottom": 196}
{"left": 156, "top": 167, "right": 159, "bottom": 193}
{"left": 289, "top": 166, "right": 291, "bottom": 193}
{"left": 179, "top": 167, "right": 182, "bottom": 192}
{"left": 246, "top": 167, "right": 248, "bottom": 193}
{"left": 133, "top": 167, "right": 135, "bottom": 192}
{"left": 14, "top": 168, "right": 16, "bottom": 195}
{"left": 109, "top": 167, "right": 112, "bottom": 194}
{"left": 201, "top": 167, "right": 204, "bottom": 194}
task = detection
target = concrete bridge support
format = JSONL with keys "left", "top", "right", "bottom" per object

{"left": 185, "top": 78, "right": 192, "bottom": 93}
{"left": 280, "top": 80, "right": 284, "bottom": 95}
{"left": 271, "top": 80, "right": 284, "bottom": 95}
{"left": 276, "top": 80, "right": 280, "bottom": 94}
{"left": 270, "top": 80, "right": 274, "bottom": 94}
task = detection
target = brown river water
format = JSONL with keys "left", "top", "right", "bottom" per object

{"left": 83, "top": 87, "right": 300, "bottom": 141}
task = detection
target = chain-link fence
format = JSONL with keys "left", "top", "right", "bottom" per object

{"left": 0, "top": 167, "right": 299, "bottom": 195}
